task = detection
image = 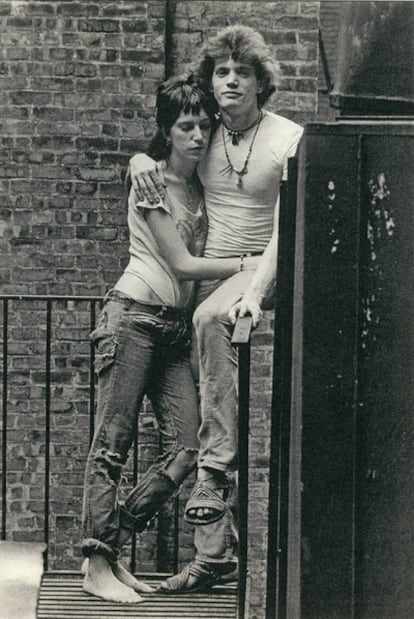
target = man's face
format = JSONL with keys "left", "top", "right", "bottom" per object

{"left": 212, "top": 57, "right": 262, "bottom": 116}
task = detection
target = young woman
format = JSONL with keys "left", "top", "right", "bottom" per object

{"left": 81, "top": 74, "right": 259, "bottom": 603}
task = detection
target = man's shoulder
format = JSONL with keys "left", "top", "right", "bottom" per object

{"left": 263, "top": 110, "right": 303, "bottom": 133}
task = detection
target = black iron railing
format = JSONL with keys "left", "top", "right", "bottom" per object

{"left": 0, "top": 294, "right": 182, "bottom": 575}
{"left": 1, "top": 295, "right": 99, "bottom": 569}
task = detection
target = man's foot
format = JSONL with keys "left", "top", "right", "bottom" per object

{"left": 185, "top": 470, "right": 229, "bottom": 525}
{"left": 82, "top": 554, "right": 143, "bottom": 603}
{"left": 82, "top": 558, "right": 154, "bottom": 593}
{"left": 157, "top": 560, "right": 237, "bottom": 594}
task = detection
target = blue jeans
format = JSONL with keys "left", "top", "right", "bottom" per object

{"left": 82, "top": 291, "right": 199, "bottom": 562}
{"left": 194, "top": 270, "right": 256, "bottom": 472}
{"left": 192, "top": 270, "right": 256, "bottom": 565}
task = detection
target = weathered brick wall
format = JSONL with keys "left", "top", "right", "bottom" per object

{"left": 0, "top": 0, "right": 165, "bottom": 296}
{"left": 1, "top": 2, "right": 319, "bottom": 615}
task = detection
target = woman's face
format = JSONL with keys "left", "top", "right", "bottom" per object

{"left": 168, "top": 108, "right": 211, "bottom": 165}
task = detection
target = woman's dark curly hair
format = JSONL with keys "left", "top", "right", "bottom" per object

{"left": 147, "top": 73, "right": 218, "bottom": 161}
{"left": 193, "top": 25, "right": 280, "bottom": 109}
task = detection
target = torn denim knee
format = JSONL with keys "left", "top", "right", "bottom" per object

{"left": 120, "top": 469, "right": 177, "bottom": 533}
{"left": 120, "top": 445, "right": 198, "bottom": 534}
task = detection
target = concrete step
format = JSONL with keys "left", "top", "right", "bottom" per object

{"left": 0, "top": 541, "right": 46, "bottom": 619}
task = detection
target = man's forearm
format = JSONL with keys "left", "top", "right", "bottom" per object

{"left": 243, "top": 234, "right": 278, "bottom": 304}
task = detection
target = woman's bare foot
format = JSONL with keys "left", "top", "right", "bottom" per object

{"left": 82, "top": 554, "right": 143, "bottom": 603}
{"left": 81, "top": 557, "right": 154, "bottom": 593}
{"left": 112, "top": 561, "right": 155, "bottom": 593}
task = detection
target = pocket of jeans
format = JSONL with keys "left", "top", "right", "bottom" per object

{"left": 131, "top": 313, "right": 165, "bottom": 329}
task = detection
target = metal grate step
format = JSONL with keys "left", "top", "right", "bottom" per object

{"left": 37, "top": 573, "right": 237, "bottom": 619}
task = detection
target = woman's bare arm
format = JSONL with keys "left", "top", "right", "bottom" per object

{"left": 146, "top": 207, "right": 260, "bottom": 280}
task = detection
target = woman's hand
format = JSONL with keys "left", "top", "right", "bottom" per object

{"left": 128, "top": 154, "right": 167, "bottom": 204}
{"left": 228, "top": 295, "right": 263, "bottom": 328}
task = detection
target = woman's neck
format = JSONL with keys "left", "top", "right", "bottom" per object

{"left": 168, "top": 153, "right": 196, "bottom": 183}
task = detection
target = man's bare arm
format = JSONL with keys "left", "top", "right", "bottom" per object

{"left": 127, "top": 154, "right": 166, "bottom": 203}
{"left": 228, "top": 201, "right": 280, "bottom": 327}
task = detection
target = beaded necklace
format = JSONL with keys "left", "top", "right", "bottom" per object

{"left": 221, "top": 111, "right": 263, "bottom": 187}
{"left": 221, "top": 110, "right": 262, "bottom": 146}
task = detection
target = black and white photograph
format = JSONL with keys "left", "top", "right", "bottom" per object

{"left": 0, "top": 2, "right": 413, "bottom": 618}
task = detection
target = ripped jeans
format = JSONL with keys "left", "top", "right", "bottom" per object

{"left": 82, "top": 290, "right": 199, "bottom": 562}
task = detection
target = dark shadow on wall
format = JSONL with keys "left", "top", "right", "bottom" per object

{"left": 164, "top": 0, "right": 178, "bottom": 79}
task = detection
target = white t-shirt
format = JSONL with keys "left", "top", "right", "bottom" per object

{"left": 119, "top": 167, "right": 207, "bottom": 308}
{"left": 197, "top": 110, "right": 303, "bottom": 258}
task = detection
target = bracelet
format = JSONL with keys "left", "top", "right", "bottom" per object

{"left": 240, "top": 254, "right": 245, "bottom": 271}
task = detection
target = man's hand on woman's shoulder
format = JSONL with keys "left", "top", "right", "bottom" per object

{"left": 128, "top": 154, "right": 167, "bottom": 204}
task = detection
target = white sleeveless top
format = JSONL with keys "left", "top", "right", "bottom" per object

{"left": 197, "top": 110, "right": 303, "bottom": 257}
{"left": 117, "top": 166, "right": 207, "bottom": 308}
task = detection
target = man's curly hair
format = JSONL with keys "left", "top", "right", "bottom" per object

{"left": 193, "top": 25, "right": 280, "bottom": 109}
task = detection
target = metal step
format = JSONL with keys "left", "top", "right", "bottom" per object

{"left": 37, "top": 573, "right": 237, "bottom": 619}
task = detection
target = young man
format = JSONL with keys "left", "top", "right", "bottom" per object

{"left": 129, "top": 25, "right": 303, "bottom": 593}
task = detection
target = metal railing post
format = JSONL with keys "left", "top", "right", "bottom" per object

{"left": 232, "top": 315, "right": 253, "bottom": 619}
{"left": 44, "top": 299, "right": 52, "bottom": 570}
{"left": 89, "top": 300, "right": 97, "bottom": 446}
{"left": 1, "top": 299, "right": 8, "bottom": 540}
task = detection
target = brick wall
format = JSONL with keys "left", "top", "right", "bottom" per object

{"left": 1, "top": 2, "right": 320, "bottom": 616}
{"left": 0, "top": 0, "right": 165, "bottom": 297}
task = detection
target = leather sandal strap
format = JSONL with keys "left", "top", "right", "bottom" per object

{"left": 162, "top": 563, "right": 192, "bottom": 591}
{"left": 188, "top": 561, "right": 218, "bottom": 580}
{"left": 158, "top": 561, "right": 234, "bottom": 594}
{"left": 187, "top": 480, "right": 228, "bottom": 510}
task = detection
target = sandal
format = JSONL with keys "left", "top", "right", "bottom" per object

{"left": 157, "top": 561, "right": 237, "bottom": 594}
{"left": 184, "top": 475, "right": 229, "bottom": 525}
